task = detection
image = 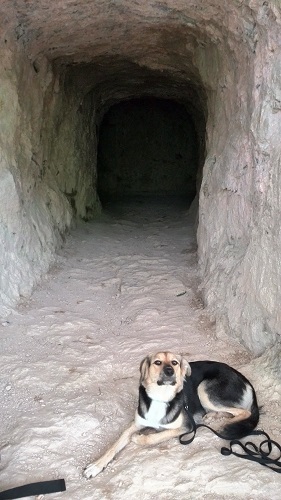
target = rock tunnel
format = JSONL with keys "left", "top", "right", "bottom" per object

{"left": 1, "top": 1, "right": 281, "bottom": 370}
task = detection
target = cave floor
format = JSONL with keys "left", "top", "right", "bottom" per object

{"left": 0, "top": 197, "right": 280, "bottom": 499}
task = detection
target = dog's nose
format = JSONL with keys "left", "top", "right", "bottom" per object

{"left": 163, "top": 365, "right": 174, "bottom": 376}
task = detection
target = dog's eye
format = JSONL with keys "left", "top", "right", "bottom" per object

{"left": 171, "top": 360, "right": 179, "bottom": 366}
{"left": 154, "top": 360, "right": 162, "bottom": 365}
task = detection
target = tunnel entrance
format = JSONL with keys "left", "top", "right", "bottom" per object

{"left": 97, "top": 98, "right": 199, "bottom": 206}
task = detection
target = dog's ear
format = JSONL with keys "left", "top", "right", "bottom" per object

{"left": 139, "top": 355, "right": 151, "bottom": 383}
{"left": 180, "top": 356, "right": 191, "bottom": 377}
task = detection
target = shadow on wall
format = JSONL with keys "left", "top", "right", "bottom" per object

{"left": 97, "top": 97, "right": 199, "bottom": 203}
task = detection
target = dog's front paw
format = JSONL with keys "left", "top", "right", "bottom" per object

{"left": 131, "top": 433, "right": 148, "bottom": 446}
{"left": 83, "top": 462, "right": 103, "bottom": 479}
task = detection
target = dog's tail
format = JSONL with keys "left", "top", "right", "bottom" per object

{"left": 221, "top": 397, "right": 260, "bottom": 440}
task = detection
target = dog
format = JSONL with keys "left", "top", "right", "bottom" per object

{"left": 83, "top": 351, "right": 259, "bottom": 479}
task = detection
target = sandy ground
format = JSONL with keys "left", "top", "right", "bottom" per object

{"left": 0, "top": 197, "right": 281, "bottom": 500}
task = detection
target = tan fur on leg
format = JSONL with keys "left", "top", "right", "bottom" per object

{"left": 202, "top": 408, "right": 251, "bottom": 433}
{"left": 203, "top": 410, "right": 238, "bottom": 423}
{"left": 203, "top": 408, "right": 251, "bottom": 423}
{"left": 83, "top": 422, "right": 139, "bottom": 479}
{"left": 132, "top": 427, "right": 185, "bottom": 446}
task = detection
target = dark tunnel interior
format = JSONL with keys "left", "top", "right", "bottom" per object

{"left": 97, "top": 97, "right": 199, "bottom": 207}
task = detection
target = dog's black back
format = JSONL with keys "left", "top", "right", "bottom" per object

{"left": 183, "top": 361, "right": 259, "bottom": 439}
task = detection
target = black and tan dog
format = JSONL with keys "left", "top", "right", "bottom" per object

{"left": 83, "top": 351, "right": 259, "bottom": 478}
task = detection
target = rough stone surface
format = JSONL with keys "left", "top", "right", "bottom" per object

{"left": 0, "top": 1, "right": 281, "bottom": 367}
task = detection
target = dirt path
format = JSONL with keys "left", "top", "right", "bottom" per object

{"left": 0, "top": 198, "right": 280, "bottom": 499}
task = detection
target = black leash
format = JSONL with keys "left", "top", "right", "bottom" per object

{"left": 0, "top": 479, "right": 66, "bottom": 500}
{"left": 180, "top": 406, "right": 281, "bottom": 473}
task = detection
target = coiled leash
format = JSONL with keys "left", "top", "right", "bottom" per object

{"left": 0, "top": 479, "right": 66, "bottom": 500}
{"left": 180, "top": 406, "right": 281, "bottom": 473}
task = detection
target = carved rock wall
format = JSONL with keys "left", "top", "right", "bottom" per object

{"left": 0, "top": 35, "right": 99, "bottom": 314}
{"left": 197, "top": 2, "right": 281, "bottom": 356}
{"left": 0, "top": 38, "right": 69, "bottom": 314}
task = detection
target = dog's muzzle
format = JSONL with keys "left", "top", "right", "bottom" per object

{"left": 157, "top": 365, "right": 176, "bottom": 385}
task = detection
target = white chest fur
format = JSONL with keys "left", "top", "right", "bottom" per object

{"left": 146, "top": 400, "right": 167, "bottom": 426}
{"left": 136, "top": 400, "right": 168, "bottom": 429}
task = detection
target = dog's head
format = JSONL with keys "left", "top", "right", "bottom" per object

{"left": 139, "top": 351, "right": 191, "bottom": 401}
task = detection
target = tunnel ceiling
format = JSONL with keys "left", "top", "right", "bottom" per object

{"left": 3, "top": 1, "right": 259, "bottom": 99}
{"left": 3, "top": 0, "right": 264, "bottom": 173}
{"left": 3, "top": 0, "right": 262, "bottom": 204}
{"left": 9, "top": 0, "right": 223, "bottom": 66}
{"left": 3, "top": 0, "right": 239, "bottom": 120}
